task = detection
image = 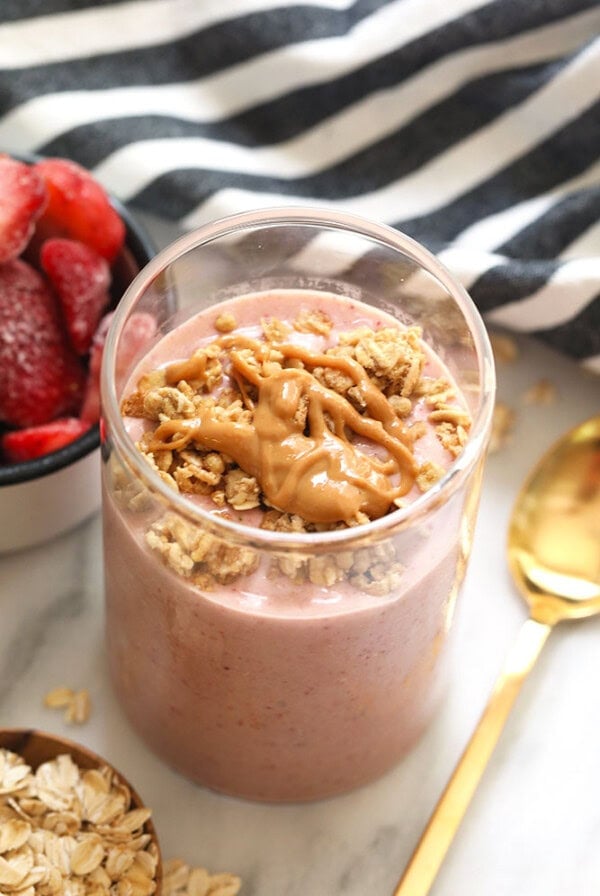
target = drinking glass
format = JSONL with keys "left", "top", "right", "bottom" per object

{"left": 101, "top": 208, "right": 495, "bottom": 802}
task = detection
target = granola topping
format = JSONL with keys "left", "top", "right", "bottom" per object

{"left": 120, "top": 302, "right": 472, "bottom": 593}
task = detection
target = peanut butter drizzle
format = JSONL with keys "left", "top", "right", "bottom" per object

{"left": 150, "top": 335, "right": 419, "bottom": 524}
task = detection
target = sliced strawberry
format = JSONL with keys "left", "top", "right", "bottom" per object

{"left": 80, "top": 311, "right": 157, "bottom": 423}
{"left": 34, "top": 158, "right": 125, "bottom": 262}
{"left": 1, "top": 417, "right": 91, "bottom": 462}
{"left": 40, "top": 237, "right": 111, "bottom": 355}
{"left": 0, "top": 258, "right": 85, "bottom": 428}
{"left": 0, "top": 155, "right": 47, "bottom": 264}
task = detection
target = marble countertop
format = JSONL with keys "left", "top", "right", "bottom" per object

{"left": 1, "top": 215, "right": 599, "bottom": 896}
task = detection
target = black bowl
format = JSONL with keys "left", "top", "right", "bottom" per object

{"left": 0, "top": 193, "right": 155, "bottom": 488}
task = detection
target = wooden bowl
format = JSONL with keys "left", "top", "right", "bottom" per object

{"left": 0, "top": 728, "right": 162, "bottom": 893}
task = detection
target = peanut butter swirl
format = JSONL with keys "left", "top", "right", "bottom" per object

{"left": 120, "top": 307, "right": 473, "bottom": 593}
{"left": 147, "top": 335, "right": 418, "bottom": 524}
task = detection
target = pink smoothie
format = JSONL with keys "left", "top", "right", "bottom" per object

{"left": 103, "top": 290, "right": 476, "bottom": 801}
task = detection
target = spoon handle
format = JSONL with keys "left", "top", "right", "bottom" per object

{"left": 392, "top": 616, "right": 552, "bottom": 896}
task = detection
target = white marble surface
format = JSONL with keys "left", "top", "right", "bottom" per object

{"left": 1, "top": 217, "right": 599, "bottom": 896}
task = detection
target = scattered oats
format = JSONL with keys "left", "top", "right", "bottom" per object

{"left": 489, "top": 402, "right": 516, "bottom": 454}
{"left": 44, "top": 688, "right": 91, "bottom": 725}
{"left": 521, "top": 378, "right": 558, "bottom": 406}
{"left": 65, "top": 690, "right": 92, "bottom": 725}
{"left": 187, "top": 866, "right": 211, "bottom": 896}
{"left": 163, "top": 858, "right": 191, "bottom": 893}
{"left": 489, "top": 331, "right": 519, "bottom": 364}
{"left": 44, "top": 687, "right": 75, "bottom": 710}
{"left": 163, "top": 859, "right": 241, "bottom": 896}
{"left": 206, "top": 872, "right": 242, "bottom": 896}
{"left": 214, "top": 312, "right": 237, "bottom": 333}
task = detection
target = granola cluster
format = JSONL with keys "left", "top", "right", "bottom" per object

{"left": 0, "top": 749, "right": 158, "bottom": 896}
{"left": 415, "top": 375, "right": 472, "bottom": 459}
{"left": 262, "top": 510, "right": 404, "bottom": 596}
{"left": 120, "top": 307, "right": 471, "bottom": 594}
{"left": 145, "top": 513, "right": 258, "bottom": 590}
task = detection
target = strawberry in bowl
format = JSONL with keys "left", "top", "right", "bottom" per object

{"left": 0, "top": 153, "right": 156, "bottom": 552}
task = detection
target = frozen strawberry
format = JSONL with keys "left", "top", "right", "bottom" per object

{"left": 80, "top": 313, "right": 111, "bottom": 423}
{"left": 40, "top": 237, "right": 111, "bottom": 355}
{"left": 116, "top": 311, "right": 157, "bottom": 378}
{"left": 0, "top": 155, "right": 47, "bottom": 264}
{"left": 34, "top": 158, "right": 125, "bottom": 262}
{"left": 80, "top": 311, "right": 156, "bottom": 423}
{"left": 0, "top": 258, "right": 85, "bottom": 428}
{"left": 1, "top": 417, "right": 91, "bottom": 462}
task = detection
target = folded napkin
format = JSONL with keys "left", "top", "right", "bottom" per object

{"left": 1, "top": 0, "right": 598, "bottom": 369}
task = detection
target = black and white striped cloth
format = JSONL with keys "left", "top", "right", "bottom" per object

{"left": 1, "top": 0, "right": 599, "bottom": 369}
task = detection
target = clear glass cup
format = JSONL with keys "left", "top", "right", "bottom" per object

{"left": 101, "top": 208, "right": 495, "bottom": 802}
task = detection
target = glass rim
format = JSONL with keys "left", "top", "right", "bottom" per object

{"left": 101, "top": 206, "right": 496, "bottom": 551}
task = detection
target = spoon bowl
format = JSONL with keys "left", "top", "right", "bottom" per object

{"left": 394, "top": 415, "right": 600, "bottom": 895}
{"left": 508, "top": 415, "right": 600, "bottom": 623}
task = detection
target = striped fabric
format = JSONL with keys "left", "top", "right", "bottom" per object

{"left": 1, "top": 0, "right": 599, "bottom": 369}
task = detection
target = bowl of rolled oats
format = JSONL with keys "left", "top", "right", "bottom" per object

{"left": 0, "top": 728, "right": 162, "bottom": 896}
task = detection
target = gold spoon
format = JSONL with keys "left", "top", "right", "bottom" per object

{"left": 393, "top": 415, "right": 600, "bottom": 896}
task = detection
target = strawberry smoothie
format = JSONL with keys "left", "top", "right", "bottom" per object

{"left": 102, "top": 286, "right": 485, "bottom": 802}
